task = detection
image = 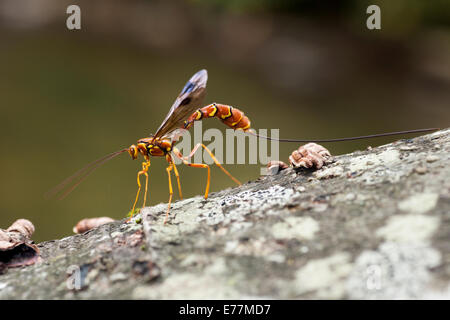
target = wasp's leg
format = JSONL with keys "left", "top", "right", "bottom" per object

{"left": 131, "top": 159, "right": 150, "bottom": 215}
{"left": 172, "top": 147, "right": 211, "bottom": 199}
{"left": 199, "top": 143, "right": 241, "bottom": 185}
{"left": 174, "top": 143, "right": 240, "bottom": 186}
{"left": 172, "top": 160, "right": 183, "bottom": 200}
{"left": 164, "top": 162, "right": 174, "bottom": 225}
{"left": 142, "top": 160, "right": 150, "bottom": 208}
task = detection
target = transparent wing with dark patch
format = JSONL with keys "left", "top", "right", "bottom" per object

{"left": 153, "top": 69, "right": 208, "bottom": 139}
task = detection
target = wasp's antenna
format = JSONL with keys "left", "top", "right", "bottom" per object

{"left": 45, "top": 149, "right": 128, "bottom": 200}
{"left": 247, "top": 128, "right": 440, "bottom": 143}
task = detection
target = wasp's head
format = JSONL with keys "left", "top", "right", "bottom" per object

{"left": 128, "top": 141, "right": 148, "bottom": 160}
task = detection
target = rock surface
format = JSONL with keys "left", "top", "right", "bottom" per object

{"left": 0, "top": 129, "right": 449, "bottom": 299}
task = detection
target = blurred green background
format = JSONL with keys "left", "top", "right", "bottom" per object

{"left": 0, "top": 0, "right": 449, "bottom": 242}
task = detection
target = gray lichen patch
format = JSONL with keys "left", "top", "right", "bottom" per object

{"left": 347, "top": 149, "right": 401, "bottom": 173}
{"left": 271, "top": 217, "right": 319, "bottom": 240}
{"left": 132, "top": 271, "right": 239, "bottom": 299}
{"left": 0, "top": 128, "right": 449, "bottom": 299}
{"left": 313, "top": 166, "right": 344, "bottom": 180}
{"left": 294, "top": 252, "right": 353, "bottom": 298}
{"left": 397, "top": 193, "right": 439, "bottom": 214}
{"left": 224, "top": 238, "right": 287, "bottom": 264}
{"left": 347, "top": 242, "right": 441, "bottom": 299}
{"left": 376, "top": 214, "right": 440, "bottom": 244}
{"left": 345, "top": 149, "right": 408, "bottom": 185}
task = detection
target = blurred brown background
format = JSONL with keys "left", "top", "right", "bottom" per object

{"left": 0, "top": 0, "right": 449, "bottom": 241}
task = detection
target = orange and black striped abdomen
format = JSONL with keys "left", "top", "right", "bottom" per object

{"left": 185, "top": 103, "right": 251, "bottom": 131}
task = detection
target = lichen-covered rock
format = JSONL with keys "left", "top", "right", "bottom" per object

{"left": 0, "top": 129, "right": 449, "bottom": 299}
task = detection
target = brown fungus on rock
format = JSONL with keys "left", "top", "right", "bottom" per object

{"left": 266, "top": 143, "right": 332, "bottom": 175}
{"left": 267, "top": 160, "right": 289, "bottom": 175}
{"left": 289, "top": 143, "right": 331, "bottom": 170}
{"left": 7, "top": 219, "right": 35, "bottom": 238}
{"left": 73, "top": 217, "right": 115, "bottom": 234}
{"left": 0, "top": 219, "right": 39, "bottom": 269}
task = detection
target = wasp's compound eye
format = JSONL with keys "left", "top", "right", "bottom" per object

{"left": 128, "top": 145, "right": 138, "bottom": 160}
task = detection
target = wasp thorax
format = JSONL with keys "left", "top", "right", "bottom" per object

{"left": 128, "top": 142, "right": 149, "bottom": 159}
{"left": 137, "top": 143, "right": 148, "bottom": 155}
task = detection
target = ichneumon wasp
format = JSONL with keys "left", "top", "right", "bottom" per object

{"left": 46, "top": 69, "right": 438, "bottom": 224}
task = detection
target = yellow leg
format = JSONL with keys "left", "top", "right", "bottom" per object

{"left": 164, "top": 163, "right": 174, "bottom": 225}
{"left": 172, "top": 160, "right": 183, "bottom": 200}
{"left": 172, "top": 144, "right": 240, "bottom": 199}
{"left": 131, "top": 159, "right": 150, "bottom": 215}
{"left": 187, "top": 162, "right": 210, "bottom": 199}
{"left": 200, "top": 143, "right": 241, "bottom": 185}
{"left": 173, "top": 147, "right": 219, "bottom": 200}
{"left": 142, "top": 162, "right": 149, "bottom": 208}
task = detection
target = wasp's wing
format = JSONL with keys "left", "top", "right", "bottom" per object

{"left": 153, "top": 69, "right": 208, "bottom": 139}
